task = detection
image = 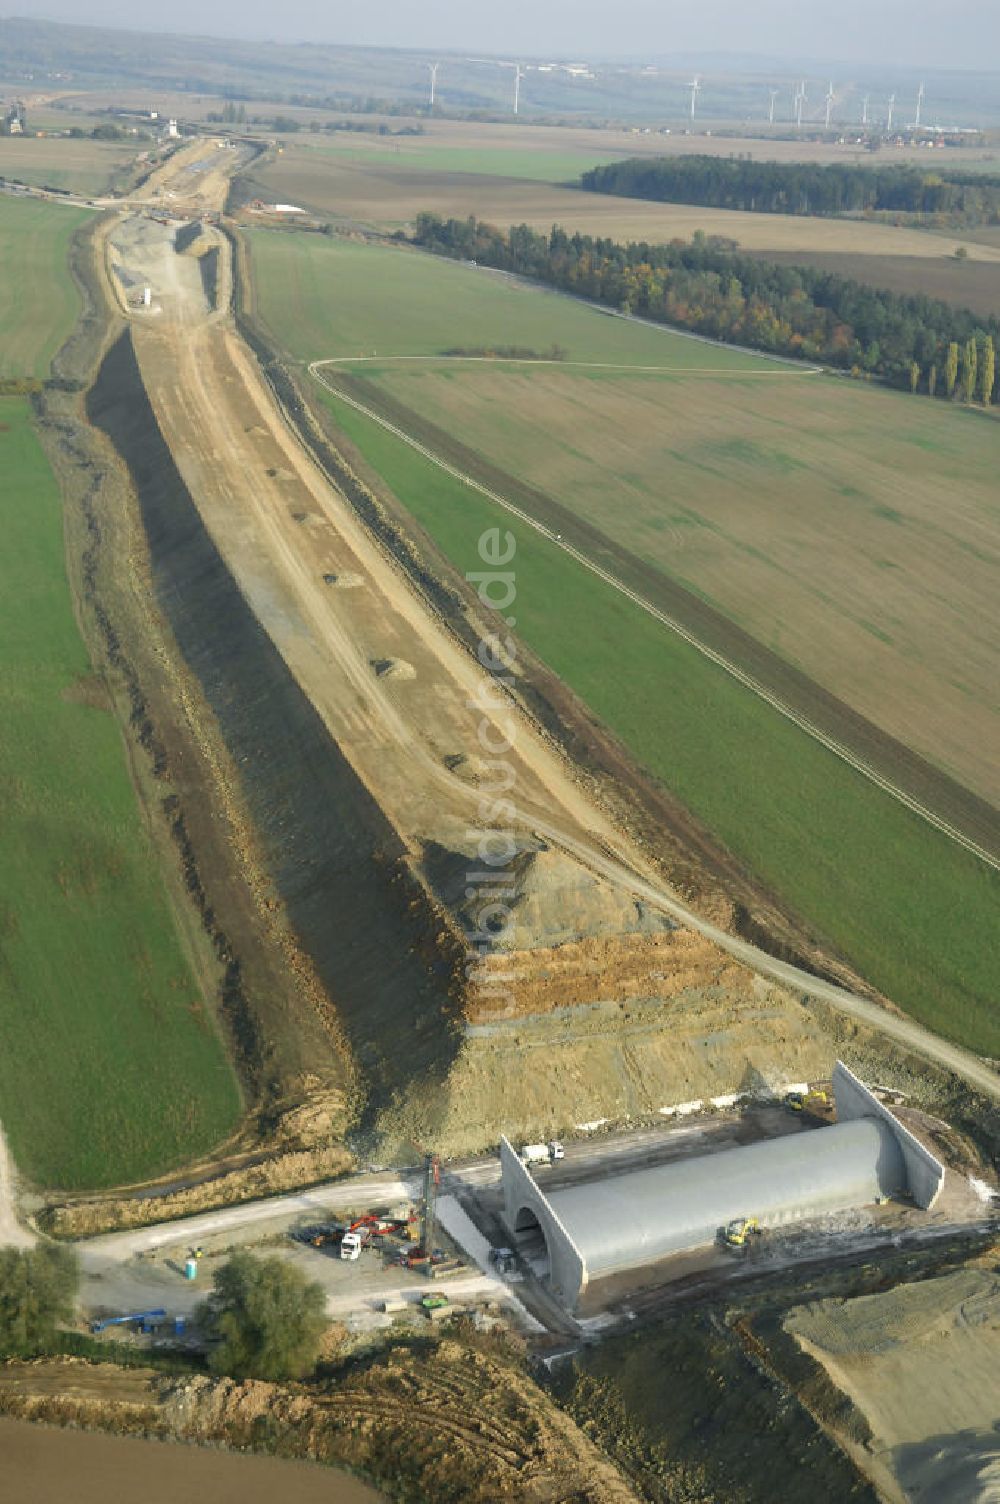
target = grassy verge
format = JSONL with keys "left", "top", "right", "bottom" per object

{"left": 0, "top": 400, "right": 240, "bottom": 1187}
{"left": 316, "top": 388, "right": 1000, "bottom": 1056}
{"left": 0, "top": 197, "right": 91, "bottom": 378}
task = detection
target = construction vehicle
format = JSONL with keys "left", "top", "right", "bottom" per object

{"left": 90, "top": 1309, "right": 166, "bottom": 1335}
{"left": 293, "top": 1224, "right": 342, "bottom": 1250}
{"left": 722, "top": 1217, "right": 761, "bottom": 1251}
{"left": 340, "top": 1230, "right": 365, "bottom": 1261}
{"left": 520, "top": 1141, "right": 564, "bottom": 1167}
{"left": 339, "top": 1213, "right": 413, "bottom": 1260}
{"left": 785, "top": 1088, "right": 830, "bottom": 1114}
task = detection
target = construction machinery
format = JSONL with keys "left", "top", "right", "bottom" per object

{"left": 722, "top": 1217, "right": 761, "bottom": 1251}
{"left": 519, "top": 1141, "right": 564, "bottom": 1167}
{"left": 785, "top": 1089, "right": 830, "bottom": 1115}
{"left": 339, "top": 1214, "right": 411, "bottom": 1260}
{"left": 489, "top": 1246, "right": 516, "bottom": 1276}
{"left": 420, "top": 1152, "right": 441, "bottom": 1257}
{"left": 90, "top": 1309, "right": 167, "bottom": 1335}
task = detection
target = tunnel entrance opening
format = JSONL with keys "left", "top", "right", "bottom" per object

{"left": 514, "top": 1205, "right": 551, "bottom": 1279}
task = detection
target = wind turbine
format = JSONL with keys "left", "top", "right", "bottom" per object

{"left": 427, "top": 62, "right": 440, "bottom": 109}
{"left": 886, "top": 93, "right": 896, "bottom": 132}
{"left": 688, "top": 75, "right": 702, "bottom": 122}
{"left": 824, "top": 81, "right": 835, "bottom": 129}
{"left": 794, "top": 80, "right": 807, "bottom": 128}
{"left": 768, "top": 88, "right": 779, "bottom": 125}
{"left": 913, "top": 80, "right": 925, "bottom": 129}
{"left": 862, "top": 94, "right": 870, "bottom": 127}
{"left": 467, "top": 58, "right": 529, "bottom": 115}
{"left": 513, "top": 63, "right": 526, "bottom": 114}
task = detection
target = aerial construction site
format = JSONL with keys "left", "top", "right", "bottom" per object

{"left": 0, "top": 56, "right": 998, "bottom": 1504}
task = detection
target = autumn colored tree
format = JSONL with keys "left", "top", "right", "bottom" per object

{"left": 980, "top": 335, "right": 996, "bottom": 405}
{"left": 960, "top": 337, "right": 978, "bottom": 402}
{"left": 944, "top": 341, "right": 959, "bottom": 396}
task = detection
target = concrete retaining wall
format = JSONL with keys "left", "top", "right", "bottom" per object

{"left": 833, "top": 1060, "right": 946, "bottom": 1209}
{"left": 499, "top": 1137, "right": 588, "bottom": 1309}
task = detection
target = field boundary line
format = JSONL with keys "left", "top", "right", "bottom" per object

{"left": 316, "top": 353, "right": 820, "bottom": 377}
{"left": 310, "top": 358, "right": 1000, "bottom": 875}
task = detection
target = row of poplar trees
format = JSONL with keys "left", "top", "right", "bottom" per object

{"left": 913, "top": 334, "right": 996, "bottom": 402}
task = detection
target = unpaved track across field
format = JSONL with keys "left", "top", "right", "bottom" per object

{"left": 0, "top": 1125, "right": 35, "bottom": 1249}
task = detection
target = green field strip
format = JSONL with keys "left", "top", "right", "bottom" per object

{"left": 0, "top": 401, "right": 241, "bottom": 1187}
{"left": 274, "top": 141, "right": 622, "bottom": 182}
{"left": 0, "top": 196, "right": 92, "bottom": 378}
{"left": 248, "top": 231, "right": 773, "bottom": 371}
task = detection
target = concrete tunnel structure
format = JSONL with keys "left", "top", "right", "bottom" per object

{"left": 500, "top": 1062, "right": 945, "bottom": 1310}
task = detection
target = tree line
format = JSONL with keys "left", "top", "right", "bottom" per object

{"left": 410, "top": 213, "right": 1000, "bottom": 402}
{"left": 580, "top": 156, "right": 1000, "bottom": 224}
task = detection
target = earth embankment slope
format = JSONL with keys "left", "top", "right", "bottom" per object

{"left": 86, "top": 326, "right": 467, "bottom": 1144}
{"left": 786, "top": 1266, "right": 1000, "bottom": 1502}
{"left": 94, "top": 201, "right": 849, "bottom": 1152}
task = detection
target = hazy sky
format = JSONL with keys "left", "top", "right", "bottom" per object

{"left": 5, "top": 0, "right": 993, "bottom": 70}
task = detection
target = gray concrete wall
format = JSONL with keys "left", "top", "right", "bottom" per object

{"left": 833, "top": 1060, "right": 946, "bottom": 1209}
{"left": 499, "top": 1137, "right": 588, "bottom": 1309}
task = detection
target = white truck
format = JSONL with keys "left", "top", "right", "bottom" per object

{"left": 340, "top": 1230, "right": 365, "bottom": 1260}
{"left": 520, "top": 1141, "right": 564, "bottom": 1167}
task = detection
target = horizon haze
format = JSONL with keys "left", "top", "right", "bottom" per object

{"left": 1, "top": 1, "right": 995, "bottom": 73}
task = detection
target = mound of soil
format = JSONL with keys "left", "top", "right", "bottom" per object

{"left": 0, "top": 1339, "right": 640, "bottom": 1504}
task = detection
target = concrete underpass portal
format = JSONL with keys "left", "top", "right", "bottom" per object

{"left": 500, "top": 1062, "right": 945, "bottom": 1309}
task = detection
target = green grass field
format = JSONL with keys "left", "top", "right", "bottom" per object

{"left": 248, "top": 230, "right": 764, "bottom": 371}
{"left": 361, "top": 358, "right": 1000, "bottom": 809}
{"left": 281, "top": 137, "right": 623, "bottom": 183}
{"left": 247, "top": 227, "right": 1000, "bottom": 1057}
{"left": 0, "top": 196, "right": 90, "bottom": 378}
{"left": 0, "top": 400, "right": 241, "bottom": 1187}
{"left": 0, "top": 136, "right": 133, "bottom": 197}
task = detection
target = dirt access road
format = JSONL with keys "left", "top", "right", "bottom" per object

{"left": 99, "top": 140, "right": 1000, "bottom": 1108}
{"left": 0, "top": 1126, "right": 34, "bottom": 1250}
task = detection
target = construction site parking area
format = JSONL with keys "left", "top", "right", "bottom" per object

{"left": 79, "top": 1176, "right": 524, "bottom": 1341}
{"left": 247, "top": 225, "right": 1000, "bottom": 1059}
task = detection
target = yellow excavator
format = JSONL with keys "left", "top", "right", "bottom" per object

{"left": 785, "top": 1088, "right": 829, "bottom": 1114}
{"left": 723, "top": 1216, "right": 761, "bottom": 1251}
